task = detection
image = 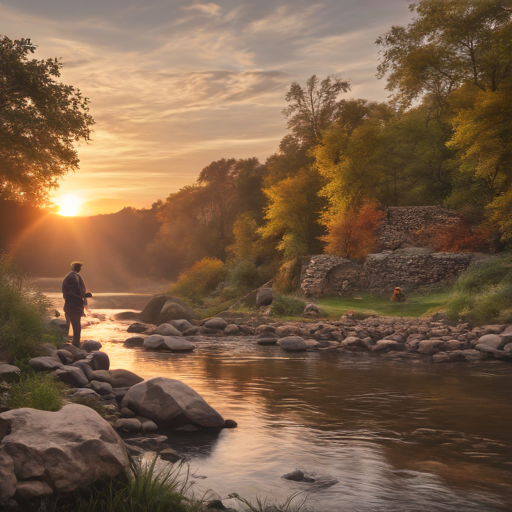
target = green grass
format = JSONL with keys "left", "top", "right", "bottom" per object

{"left": 8, "top": 373, "right": 66, "bottom": 411}
{"left": 315, "top": 292, "right": 452, "bottom": 318}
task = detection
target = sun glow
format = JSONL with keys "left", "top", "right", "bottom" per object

{"left": 55, "top": 194, "right": 84, "bottom": 216}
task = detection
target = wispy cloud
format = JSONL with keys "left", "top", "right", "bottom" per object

{"left": 0, "top": 0, "right": 415, "bottom": 214}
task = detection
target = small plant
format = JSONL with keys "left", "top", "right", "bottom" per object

{"left": 169, "top": 258, "right": 228, "bottom": 303}
{"left": 445, "top": 253, "right": 512, "bottom": 324}
{"left": 227, "top": 492, "right": 308, "bottom": 512}
{"left": 8, "top": 373, "right": 66, "bottom": 412}
{"left": 271, "top": 293, "right": 306, "bottom": 317}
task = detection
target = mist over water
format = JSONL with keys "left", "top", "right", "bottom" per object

{"left": 40, "top": 281, "right": 512, "bottom": 511}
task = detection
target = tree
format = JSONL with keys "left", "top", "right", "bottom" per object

{"left": 282, "top": 75, "right": 351, "bottom": 148}
{"left": 0, "top": 36, "right": 94, "bottom": 205}
{"left": 376, "top": 1, "right": 512, "bottom": 109}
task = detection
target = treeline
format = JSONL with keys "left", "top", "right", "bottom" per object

{"left": 4, "top": 1, "right": 512, "bottom": 295}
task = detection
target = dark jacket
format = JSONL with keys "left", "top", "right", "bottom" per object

{"left": 62, "top": 271, "right": 88, "bottom": 306}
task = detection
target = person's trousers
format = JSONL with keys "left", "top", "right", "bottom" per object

{"left": 64, "top": 302, "right": 84, "bottom": 348}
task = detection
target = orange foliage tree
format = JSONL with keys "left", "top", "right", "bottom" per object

{"left": 322, "top": 200, "right": 384, "bottom": 259}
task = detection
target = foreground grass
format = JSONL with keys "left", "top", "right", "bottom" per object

{"left": 42, "top": 457, "right": 307, "bottom": 512}
{"left": 315, "top": 292, "right": 452, "bottom": 318}
{"left": 7, "top": 373, "right": 66, "bottom": 411}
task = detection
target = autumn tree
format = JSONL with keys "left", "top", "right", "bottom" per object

{"left": 376, "top": 0, "right": 512, "bottom": 110}
{"left": 0, "top": 36, "right": 94, "bottom": 205}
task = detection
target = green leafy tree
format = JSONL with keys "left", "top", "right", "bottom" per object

{"left": 0, "top": 36, "right": 94, "bottom": 205}
{"left": 376, "top": 1, "right": 512, "bottom": 109}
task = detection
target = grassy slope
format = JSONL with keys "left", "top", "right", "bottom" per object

{"left": 315, "top": 292, "right": 451, "bottom": 318}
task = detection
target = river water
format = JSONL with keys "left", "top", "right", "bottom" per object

{"left": 41, "top": 283, "right": 512, "bottom": 512}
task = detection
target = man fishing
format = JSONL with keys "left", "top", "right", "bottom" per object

{"left": 62, "top": 261, "right": 92, "bottom": 347}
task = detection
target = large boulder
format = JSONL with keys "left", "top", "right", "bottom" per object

{"left": 109, "top": 369, "right": 144, "bottom": 388}
{"left": 204, "top": 317, "right": 227, "bottom": 330}
{"left": 121, "top": 377, "right": 225, "bottom": 429}
{"left": 143, "top": 335, "right": 166, "bottom": 350}
{"left": 163, "top": 337, "right": 195, "bottom": 352}
{"left": 139, "top": 294, "right": 196, "bottom": 325}
{"left": 124, "top": 336, "right": 145, "bottom": 348}
{"left": 87, "top": 351, "right": 110, "bottom": 371}
{"left": 54, "top": 365, "right": 89, "bottom": 388}
{"left": 28, "top": 357, "right": 62, "bottom": 372}
{"left": 0, "top": 404, "right": 129, "bottom": 502}
{"left": 256, "top": 288, "right": 273, "bottom": 307}
{"left": 476, "top": 334, "right": 504, "bottom": 350}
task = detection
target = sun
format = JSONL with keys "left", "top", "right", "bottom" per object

{"left": 55, "top": 194, "right": 84, "bottom": 216}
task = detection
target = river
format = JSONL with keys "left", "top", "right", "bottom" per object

{"left": 39, "top": 281, "right": 512, "bottom": 512}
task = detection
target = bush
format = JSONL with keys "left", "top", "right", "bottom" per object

{"left": 8, "top": 373, "right": 65, "bottom": 411}
{"left": 169, "top": 258, "right": 227, "bottom": 303}
{"left": 0, "top": 256, "right": 60, "bottom": 363}
{"left": 271, "top": 293, "right": 306, "bottom": 317}
{"left": 273, "top": 259, "right": 302, "bottom": 293}
{"left": 445, "top": 253, "right": 512, "bottom": 324}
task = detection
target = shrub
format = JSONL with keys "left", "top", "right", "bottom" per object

{"left": 0, "top": 256, "right": 60, "bottom": 363}
{"left": 169, "top": 258, "right": 227, "bottom": 303}
{"left": 445, "top": 253, "right": 512, "bottom": 324}
{"left": 417, "top": 222, "right": 491, "bottom": 253}
{"left": 322, "top": 200, "right": 384, "bottom": 259}
{"left": 273, "top": 259, "right": 302, "bottom": 293}
{"left": 271, "top": 293, "right": 306, "bottom": 317}
{"left": 8, "top": 373, "right": 65, "bottom": 411}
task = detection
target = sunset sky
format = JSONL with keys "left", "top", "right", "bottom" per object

{"left": 2, "top": 0, "right": 415, "bottom": 216}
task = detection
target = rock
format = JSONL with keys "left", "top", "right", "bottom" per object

{"left": 256, "top": 288, "right": 273, "bottom": 307}
{"left": 204, "top": 317, "right": 228, "bottom": 330}
{"left": 140, "top": 418, "right": 159, "bottom": 434}
{"left": 447, "top": 350, "right": 467, "bottom": 362}
{"left": 0, "top": 450, "right": 16, "bottom": 505}
{"left": 483, "top": 324, "right": 506, "bottom": 334}
{"left": 163, "top": 337, "right": 195, "bottom": 352}
{"left": 433, "top": 352, "right": 450, "bottom": 363}
{"left": 32, "top": 343, "right": 57, "bottom": 357}
{"left": 58, "top": 343, "right": 87, "bottom": 361}
{"left": 120, "top": 407, "right": 135, "bottom": 418}
{"left": 87, "top": 351, "right": 110, "bottom": 371}
{"left": 109, "top": 369, "right": 144, "bottom": 388}
{"left": 430, "top": 328, "right": 449, "bottom": 337}
{"left": 255, "top": 325, "right": 276, "bottom": 334}
{"left": 384, "top": 334, "right": 404, "bottom": 343}
{"left": 303, "top": 303, "right": 321, "bottom": 316}
{"left": 91, "top": 370, "right": 115, "bottom": 385}
{"left": 28, "top": 356, "right": 62, "bottom": 372}
{"left": 143, "top": 335, "right": 166, "bottom": 350}
{"left": 139, "top": 294, "right": 196, "bottom": 325}
{"left": 342, "top": 336, "right": 364, "bottom": 350}
{"left": 0, "top": 365, "right": 21, "bottom": 384}
{"left": 305, "top": 339, "right": 319, "bottom": 348}
{"left": 90, "top": 381, "right": 114, "bottom": 396}
{"left": 54, "top": 365, "right": 89, "bottom": 388}
{"left": 462, "top": 349, "right": 487, "bottom": 362}
{"left": 371, "top": 340, "right": 404, "bottom": 353}
{"left": 475, "top": 344, "right": 504, "bottom": 357}
{"left": 115, "top": 418, "right": 142, "bottom": 433}
{"left": 81, "top": 340, "right": 102, "bottom": 352}
{"left": 504, "top": 342, "right": 512, "bottom": 354}
{"left": 170, "top": 319, "right": 194, "bottom": 332}
{"left": 155, "top": 323, "right": 182, "bottom": 336}
{"left": 56, "top": 349, "right": 75, "bottom": 365}
{"left": 224, "top": 419, "right": 238, "bottom": 428}
{"left": 127, "top": 322, "right": 153, "bottom": 334}
{"left": 113, "top": 311, "right": 139, "bottom": 321}
{"left": 121, "top": 377, "right": 225, "bottom": 429}
{"left": 159, "top": 448, "right": 181, "bottom": 462}
{"left": 476, "top": 334, "right": 504, "bottom": 350}
{"left": 276, "top": 325, "right": 298, "bottom": 337}
{"left": 0, "top": 404, "right": 129, "bottom": 494}
{"left": 443, "top": 340, "right": 462, "bottom": 351}
{"left": 71, "top": 361, "right": 94, "bottom": 381}
{"left": 15, "top": 480, "right": 53, "bottom": 501}
{"left": 418, "top": 339, "right": 445, "bottom": 355}
{"left": 258, "top": 331, "right": 279, "bottom": 339}
{"left": 183, "top": 327, "right": 200, "bottom": 336}
{"left": 113, "top": 387, "right": 130, "bottom": 402}
{"left": 277, "top": 336, "right": 307, "bottom": 352}
{"left": 124, "top": 336, "right": 145, "bottom": 348}
{"left": 70, "top": 388, "right": 100, "bottom": 399}
{"left": 224, "top": 324, "right": 240, "bottom": 335}
{"left": 256, "top": 337, "right": 278, "bottom": 346}
{"left": 282, "top": 470, "right": 315, "bottom": 483}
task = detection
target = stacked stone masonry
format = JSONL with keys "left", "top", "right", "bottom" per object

{"left": 300, "top": 206, "right": 475, "bottom": 298}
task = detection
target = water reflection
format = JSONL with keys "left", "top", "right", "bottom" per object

{"left": 63, "top": 307, "right": 512, "bottom": 510}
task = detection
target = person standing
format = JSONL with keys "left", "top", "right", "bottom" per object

{"left": 62, "top": 261, "right": 92, "bottom": 347}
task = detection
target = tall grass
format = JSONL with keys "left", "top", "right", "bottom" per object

{"left": 445, "top": 253, "right": 512, "bottom": 324}
{"left": 8, "top": 373, "right": 65, "bottom": 411}
{"left": 0, "top": 255, "right": 60, "bottom": 363}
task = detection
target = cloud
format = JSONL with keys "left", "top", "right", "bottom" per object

{"left": 183, "top": 2, "right": 221, "bottom": 17}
